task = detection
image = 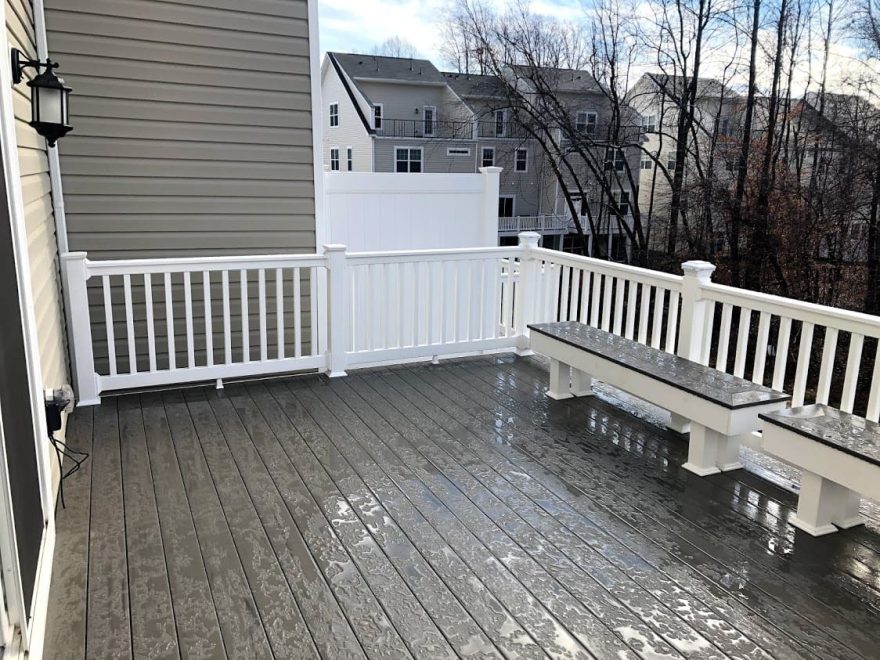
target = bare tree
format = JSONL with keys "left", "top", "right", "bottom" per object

{"left": 371, "top": 36, "right": 419, "bottom": 59}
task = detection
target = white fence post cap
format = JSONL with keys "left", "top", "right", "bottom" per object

{"left": 518, "top": 231, "right": 541, "bottom": 248}
{"left": 479, "top": 166, "right": 504, "bottom": 174}
{"left": 681, "top": 260, "right": 715, "bottom": 281}
{"left": 323, "top": 244, "right": 347, "bottom": 253}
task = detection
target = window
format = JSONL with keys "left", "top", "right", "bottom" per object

{"left": 719, "top": 117, "right": 733, "bottom": 137}
{"left": 640, "top": 154, "right": 653, "bottom": 170}
{"left": 612, "top": 191, "right": 630, "bottom": 216}
{"left": 481, "top": 147, "right": 495, "bottom": 167}
{"left": 347, "top": 147, "right": 353, "bottom": 171}
{"left": 330, "top": 147, "right": 340, "bottom": 171}
{"left": 395, "top": 147, "right": 423, "bottom": 173}
{"left": 447, "top": 147, "right": 471, "bottom": 156}
{"left": 423, "top": 106, "right": 436, "bottom": 136}
{"left": 576, "top": 111, "right": 597, "bottom": 135}
{"left": 329, "top": 102, "right": 339, "bottom": 127}
{"left": 666, "top": 151, "right": 677, "bottom": 171}
{"left": 640, "top": 114, "right": 656, "bottom": 133}
{"left": 498, "top": 196, "right": 515, "bottom": 217}
{"left": 494, "top": 109, "right": 507, "bottom": 137}
{"left": 373, "top": 104, "right": 383, "bottom": 130}
{"left": 604, "top": 147, "right": 625, "bottom": 172}
{"left": 515, "top": 148, "right": 528, "bottom": 172}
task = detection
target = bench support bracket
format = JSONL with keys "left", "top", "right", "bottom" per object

{"left": 793, "top": 472, "right": 864, "bottom": 536}
{"left": 683, "top": 424, "right": 743, "bottom": 476}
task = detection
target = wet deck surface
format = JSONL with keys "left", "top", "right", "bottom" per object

{"left": 44, "top": 355, "right": 880, "bottom": 659}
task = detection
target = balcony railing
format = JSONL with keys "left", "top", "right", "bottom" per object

{"left": 63, "top": 236, "right": 880, "bottom": 425}
{"left": 499, "top": 215, "right": 572, "bottom": 234}
{"left": 375, "top": 118, "right": 531, "bottom": 140}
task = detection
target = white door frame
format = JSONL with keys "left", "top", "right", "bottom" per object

{"left": 0, "top": 1, "right": 58, "bottom": 655}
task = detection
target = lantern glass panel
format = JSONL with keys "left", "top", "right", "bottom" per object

{"left": 37, "top": 85, "right": 63, "bottom": 125}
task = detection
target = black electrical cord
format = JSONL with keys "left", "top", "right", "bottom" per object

{"left": 48, "top": 433, "right": 89, "bottom": 509}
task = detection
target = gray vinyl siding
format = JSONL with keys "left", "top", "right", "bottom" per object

{"left": 322, "top": 61, "right": 373, "bottom": 171}
{"left": 374, "top": 139, "right": 477, "bottom": 174}
{"left": 44, "top": 0, "right": 317, "bottom": 259}
{"left": 6, "top": 0, "right": 69, "bottom": 393}
{"left": 43, "top": 0, "right": 318, "bottom": 372}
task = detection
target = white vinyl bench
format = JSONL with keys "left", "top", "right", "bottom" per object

{"left": 528, "top": 322, "right": 790, "bottom": 476}
{"left": 760, "top": 405, "right": 879, "bottom": 536}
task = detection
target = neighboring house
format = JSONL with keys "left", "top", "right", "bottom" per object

{"left": 626, "top": 73, "right": 741, "bottom": 251}
{"left": 0, "top": 0, "right": 322, "bottom": 656}
{"left": 321, "top": 52, "right": 639, "bottom": 254}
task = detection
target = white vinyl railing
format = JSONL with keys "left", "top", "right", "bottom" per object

{"left": 499, "top": 215, "right": 571, "bottom": 234}
{"left": 62, "top": 233, "right": 880, "bottom": 422}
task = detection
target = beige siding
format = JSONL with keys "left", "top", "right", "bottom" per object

{"left": 6, "top": 0, "right": 69, "bottom": 391}
{"left": 44, "top": 0, "right": 318, "bottom": 259}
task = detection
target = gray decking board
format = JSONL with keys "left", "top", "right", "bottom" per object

{"left": 43, "top": 358, "right": 880, "bottom": 659}
{"left": 160, "top": 390, "right": 272, "bottom": 658}
{"left": 43, "top": 407, "right": 93, "bottom": 659}
{"left": 86, "top": 398, "right": 132, "bottom": 660}
{"left": 429, "top": 357, "right": 878, "bottom": 657}
{"left": 140, "top": 392, "right": 226, "bottom": 658}
{"left": 117, "top": 396, "right": 179, "bottom": 659}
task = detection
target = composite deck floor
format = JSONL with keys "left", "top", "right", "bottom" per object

{"left": 43, "top": 355, "right": 880, "bottom": 659}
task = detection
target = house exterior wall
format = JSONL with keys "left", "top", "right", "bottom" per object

{"left": 374, "top": 138, "right": 477, "bottom": 174}
{"left": 44, "top": 0, "right": 318, "bottom": 259}
{"left": 6, "top": 0, "right": 68, "bottom": 392}
{"left": 357, "top": 80, "right": 456, "bottom": 129}
{"left": 322, "top": 60, "right": 373, "bottom": 171}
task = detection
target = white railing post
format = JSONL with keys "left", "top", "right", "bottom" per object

{"left": 479, "top": 166, "right": 502, "bottom": 247}
{"left": 323, "top": 244, "right": 349, "bottom": 377}
{"left": 61, "top": 252, "right": 100, "bottom": 405}
{"left": 514, "top": 231, "right": 541, "bottom": 354}
{"left": 678, "top": 260, "right": 716, "bottom": 362}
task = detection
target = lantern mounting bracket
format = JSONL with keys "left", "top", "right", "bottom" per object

{"left": 11, "top": 48, "right": 57, "bottom": 85}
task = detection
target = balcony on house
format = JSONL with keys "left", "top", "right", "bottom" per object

{"left": 499, "top": 214, "right": 572, "bottom": 236}
{"left": 44, "top": 236, "right": 880, "bottom": 659}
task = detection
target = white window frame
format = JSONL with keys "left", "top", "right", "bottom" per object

{"left": 605, "top": 147, "right": 625, "bottom": 172}
{"left": 330, "top": 147, "right": 340, "bottom": 171}
{"left": 346, "top": 146, "right": 353, "bottom": 171}
{"left": 515, "top": 148, "right": 528, "bottom": 172}
{"left": 613, "top": 190, "right": 631, "bottom": 216}
{"left": 329, "top": 102, "right": 339, "bottom": 128}
{"left": 481, "top": 147, "right": 495, "bottom": 167}
{"left": 498, "top": 195, "right": 516, "bottom": 217}
{"left": 640, "top": 153, "right": 653, "bottom": 170}
{"left": 395, "top": 146, "right": 424, "bottom": 173}
{"left": 640, "top": 114, "right": 656, "bottom": 133}
{"left": 447, "top": 147, "right": 471, "bottom": 157}
{"left": 373, "top": 103, "right": 383, "bottom": 131}
{"left": 666, "top": 151, "right": 677, "bottom": 171}
{"left": 494, "top": 109, "right": 507, "bottom": 137}
{"left": 423, "top": 105, "right": 436, "bottom": 136}
{"left": 576, "top": 111, "right": 597, "bottom": 134}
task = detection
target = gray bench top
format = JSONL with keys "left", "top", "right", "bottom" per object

{"left": 529, "top": 321, "right": 789, "bottom": 410}
{"left": 760, "top": 405, "right": 880, "bottom": 468}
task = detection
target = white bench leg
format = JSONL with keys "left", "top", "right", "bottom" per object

{"left": 547, "top": 359, "right": 573, "bottom": 400}
{"left": 570, "top": 368, "right": 594, "bottom": 397}
{"left": 793, "top": 472, "right": 864, "bottom": 536}
{"left": 682, "top": 424, "right": 742, "bottom": 476}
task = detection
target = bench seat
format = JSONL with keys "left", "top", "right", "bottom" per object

{"left": 760, "top": 405, "right": 880, "bottom": 536}
{"left": 529, "top": 322, "right": 790, "bottom": 475}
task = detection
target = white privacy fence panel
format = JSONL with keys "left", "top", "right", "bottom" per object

{"left": 699, "top": 283, "right": 880, "bottom": 421}
{"left": 324, "top": 169, "right": 501, "bottom": 251}
{"left": 345, "top": 247, "right": 521, "bottom": 366}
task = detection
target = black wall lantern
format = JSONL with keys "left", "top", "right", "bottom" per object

{"left": 11, "top": 48, "right": 72, "bottom": 146}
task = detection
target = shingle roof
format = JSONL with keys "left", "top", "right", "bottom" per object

{"left": 330, "top": 52, "right": 447, "bottom": 84}
{"left": 508, "top": 65, "right": 604, "bottom": 93}
{"left": 442, "top": 72, "right": 508, "bottom": 98}
{"left": 646, "top": 73, "right": 738, "bottom": 99}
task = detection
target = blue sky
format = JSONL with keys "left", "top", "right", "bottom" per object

{"left": 317, "top": 0, "right": 585, "bottom": 66}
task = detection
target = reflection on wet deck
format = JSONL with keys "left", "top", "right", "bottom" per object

{"left": 44, "top": 355, "right": 880, "bottom": 659}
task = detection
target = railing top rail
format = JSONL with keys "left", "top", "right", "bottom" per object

{"left": 84, "top": 252, "right": 327, "bottom": 276}
{"left": 702, "top": 281, "right": 880, "bottom": 338}
{"left": 347, "top": 246, "right": 521, "bottom": 265}
{"left": 532, "top": 247, "right": 683, "bottom": 288}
